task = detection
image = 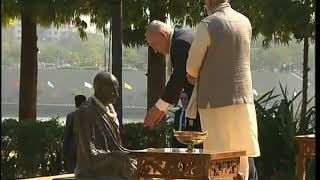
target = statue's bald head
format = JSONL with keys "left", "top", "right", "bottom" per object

{"left": 93, "top": 71, "right": 119, "bottom": 105}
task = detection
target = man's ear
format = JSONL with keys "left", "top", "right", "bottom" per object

{"left": 159, "top": 29, "right": 167, "bottom": 38}
{"left": 145, "top": 33, "right": 150, "bottom": 42}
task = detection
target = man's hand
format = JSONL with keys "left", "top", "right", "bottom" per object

{"left": 144, "top": 106, "right": 166, "bottom": 128}
{"left": 187, "top": 74, "right": 197, "bottom": 85}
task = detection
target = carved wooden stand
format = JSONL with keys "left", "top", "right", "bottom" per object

{"left": 131, "top": 148, "right": 245, "bottom": 180}
{"left": 295, "top": 134, "right": 315, "bottom": 180}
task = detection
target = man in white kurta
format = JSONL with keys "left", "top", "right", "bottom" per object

{"left": 186, "top": 1, "right": 260, "bottom": 179}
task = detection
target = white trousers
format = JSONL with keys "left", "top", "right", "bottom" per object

{"left": 199, "top": 103, "right": 260, "bottom": 180}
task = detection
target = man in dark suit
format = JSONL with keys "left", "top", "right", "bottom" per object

{"left": 172, "top": 91, "right": 202, "bottom": 148}
{"left": 73, "top": 71, "right": 135, "bottom": 179}
{"left": 63, "top": 94, "right": 86, "bottom": 173}
{"left": 144, "top": 20, "right": 198, "bottom": 129}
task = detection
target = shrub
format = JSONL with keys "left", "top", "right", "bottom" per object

{"left": 254, "top": 84, "right": 315, "bottom": 180}
{"left": 1, "top": 117, "right": 65, "bottom": 179}
{"left": 121, "top": 121, "right": 174, "bottom": 149}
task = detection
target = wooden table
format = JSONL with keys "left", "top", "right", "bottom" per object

{"left": 21, "top": 173, "right": 75, "bottom": 180}
{"left": 295, "top": 134, "right": 315, "bottom": 180}
{"left": 131, "top": 148, "right": 246, "bottom": 180}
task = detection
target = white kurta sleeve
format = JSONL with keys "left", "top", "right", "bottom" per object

{"left": 186, "top": 22, "right": 211, "bottom": 79}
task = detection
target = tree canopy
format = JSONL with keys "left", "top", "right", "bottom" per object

{"left": 232, "top": 0, "right": 315, "bottom": 47}
{"left": 2, "top": 0, "right": 315, "bottom": 49}
{"left": 232, "top": 0, "right": 315, "bottom": 134}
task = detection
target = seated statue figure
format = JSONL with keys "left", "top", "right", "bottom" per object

{"left": 73, "top": 71, "right": 135, "bottom": 179}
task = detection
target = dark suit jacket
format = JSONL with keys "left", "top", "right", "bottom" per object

{"left": 63, "top": 111, "right": 77, "bottom": 172}
{"left": 161, "top": 28, "right": 195, "bottom": 104}
{"left": 73, "top": 97, "right": 134, "bottom": 178}
{"left": 172, "top": 108, "right": 202, "bottom": 148}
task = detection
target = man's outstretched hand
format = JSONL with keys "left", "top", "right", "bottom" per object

{"left": 144, "top": 106, "right": 166, "bottom": 128}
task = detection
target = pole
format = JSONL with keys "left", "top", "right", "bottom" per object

{"left": 111, "top": 0, "right": 123, "bottom": 126}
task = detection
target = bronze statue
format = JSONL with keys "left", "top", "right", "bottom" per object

{"left": 73, "top": 71, "right": 135, "bottom": 179}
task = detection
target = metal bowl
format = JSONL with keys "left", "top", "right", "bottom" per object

{"left": 174, "top": 131, "right": 208, "bottom": 151}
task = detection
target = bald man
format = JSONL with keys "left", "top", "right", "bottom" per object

{"left": 144, "top": 20, "right": 201, "bottom": 131}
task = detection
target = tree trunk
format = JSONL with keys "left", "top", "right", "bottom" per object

{"left": 103, "top": 36, "right": 107, "bottom": 70}
{"left": 147, "top": 1, "right": 167, "bottom": 147}
{"left": 299, "top": 37, "right": 309, "bottom": 134}
{"left": 147, "top": 0, "right": 166, "bottom": 110}
{"left": 147, "top": 47, "right": 166, "bottom": 109}
{"left": 19, "top": 10, "right": 38, "bottom": 121}
{"left": 112, "top": 0, "right": 123, "bottom": 126}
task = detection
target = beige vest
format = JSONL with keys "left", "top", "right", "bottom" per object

{"left": 197, "top": 3, "right": 254, "bottom": 108}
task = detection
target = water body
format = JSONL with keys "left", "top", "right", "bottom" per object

{"left": 1, "top": 69, "right": 315, "bottom": 125}
{"left": 1, "top": 103, "right": 146, "bottom": 124}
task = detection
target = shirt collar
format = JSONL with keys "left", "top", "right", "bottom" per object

{"left": 168, "top": 28, "right": 174, "bottom": 56}
{"left": 166, "top": 29, "right": 174, "bottom": 76}
{"left": 209, "top": 2, "right": 230, "bottom": 15}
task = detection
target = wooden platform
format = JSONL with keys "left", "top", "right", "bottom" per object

{"left": 23, "top": 149, "right": 246, "bottom": 180}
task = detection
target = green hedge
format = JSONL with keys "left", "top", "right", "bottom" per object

{"left": 1, "top": 117, "right": 64, "bottom": 179}
{"left": 1, "top": 85, "right": 315, "bottom": 179}
{"left": 121, "top": 121, "right": 174, "bottom": 149}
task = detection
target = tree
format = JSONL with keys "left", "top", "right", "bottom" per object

{"left": 287, "top": 0, "right": 315, "bottom": 134}
{"left": 112, "top": 0, "right": 124, "bottom": 126}
{"left": 19, "top": 6, "right": 38, "bottom": 121}
{"left": 2, "top": 1, "right": 90, "bottom": 121}
{"left": 146, "top": 0, "right": 166, "bottom": 110}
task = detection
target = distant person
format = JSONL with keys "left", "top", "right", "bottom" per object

{"left": 172, "top": 91, "right": 202, "bottom": 148}
{"left": 63, "top": 94, "right": 86, "bottom": 173}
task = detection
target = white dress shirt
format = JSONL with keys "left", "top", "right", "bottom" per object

{"left": 155, "top": 29, "right": 174, "bottom": 113}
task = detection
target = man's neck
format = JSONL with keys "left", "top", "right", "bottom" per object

{"left": 209, "top": 2, "right": 229, "bottom": 15}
